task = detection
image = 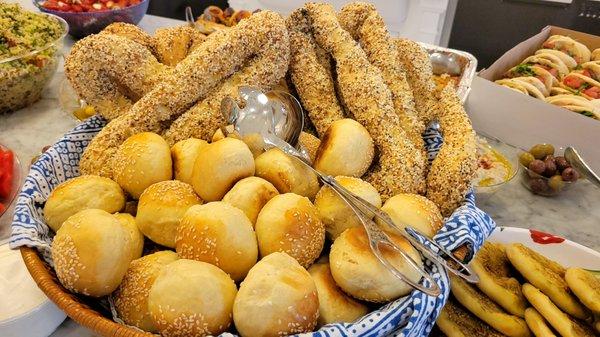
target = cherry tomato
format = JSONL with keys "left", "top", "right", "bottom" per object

{"left": 0, "top": 150, "right": 14, "bottom": 200}
{"left": 563, "top": 75, "right": 583, "bottom": 89}
{"left": 583, "top": 86, "right": 600, "bottom": 99}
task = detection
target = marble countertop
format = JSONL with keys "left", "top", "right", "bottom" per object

{"left": 1, "top": 9, "right": 599, "bottom": 337}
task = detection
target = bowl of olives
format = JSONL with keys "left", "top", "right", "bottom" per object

{"left": 518, "top": 144, "right": 580, "bottom": 197}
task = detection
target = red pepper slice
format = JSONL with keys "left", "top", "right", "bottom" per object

{"left": 529, "top": 229, "right": 565, "bottom": 244}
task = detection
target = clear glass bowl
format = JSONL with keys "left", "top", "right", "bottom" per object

{"left": 473, "top": 135, "right": 519, "bottom": 199}
{"left": 0, "top": 13, "right": 68, "bottom": 114}
{"left": 518, "top": 149, "right": 577, "bottom": 197}
{"left": 35, "top": 0, "right": 149, "bottom": 38}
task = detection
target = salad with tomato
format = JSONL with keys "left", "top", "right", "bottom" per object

{"left": 0, "top": 148, "right": 15, "bottom": 215}
{"left": 41, "top": 0, "right": 142, "bottom": 12}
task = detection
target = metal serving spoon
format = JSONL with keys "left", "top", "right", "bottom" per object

{"left": 221, "top": 86, "right": 479, "bottom": 296}
{"left": 564, "top": 147, "right": 600, "bottom": 189}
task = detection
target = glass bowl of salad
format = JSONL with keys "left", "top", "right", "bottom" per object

{"left": 0, "top": 3, "right": 68, "bottom": 113}
{"left": 35, "top": 0, "right": 149, "bottom": 38}
{"left": 473, "top": 135, "right": 519, "bottom": 199}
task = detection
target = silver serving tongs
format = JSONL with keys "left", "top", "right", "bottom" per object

{"left": 221, "top": 86, "right": 479, "bottom": 296}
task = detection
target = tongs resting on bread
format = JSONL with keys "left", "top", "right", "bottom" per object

{"left": 221, "top": 86, "right": 479, "bottom": 296}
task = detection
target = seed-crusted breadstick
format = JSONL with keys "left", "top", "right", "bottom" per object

{"left": 286, "top": 8, "right": 344, "bottom": 137}
{"left": 338, "top": 2, "right": 425, "bottom": 146}
{"left": 395, "top": 38, "right": 439, "bottom": 127}
{"left": 100, "top": 22, "right": 157, "bottom": 54}
{"left": 153, "top": 25, "right": 206, "bottom": 66}
{"left": 426, "top": 83, "right": 477, "bottom": 216}
{"left": 65, "top": 33, "right": 170, "bottom": 120}
{"left": 306, "top": 3, "right": 426, "bottom": 198}
{"left": 79, "top": 10, "right": 289, "bottom": 177}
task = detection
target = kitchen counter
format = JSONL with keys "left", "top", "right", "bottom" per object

{"left": 0, "top": 10, "right": 599, "bottom": 337}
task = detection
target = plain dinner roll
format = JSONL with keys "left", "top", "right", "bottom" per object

{"left": 136, "top": 180, "right": 202, "bottom": 248}
{"left": 148, "top": 259, "right": 237, "bottom": 337}
{"left": 308, "top": 261, "right": 369, "bottom": 327}
{"left": 233, "top": 252, "right": 319, "bottom": 337}
{"left": 255, "top": 148, "right": 320, "bottom": 199}
{"left": 114, "top": 213, "right": 144, "bottom": 260}
{"left": 113, "top": 251, "right": 179, "bottom": 332}
{"left": 43, "top": 175, "right": 125, "bottom": 232}
{"left": 191, "top": 137, "right": 255, "bottom": 201}
{"left": 255, "top": 193, "right": 325, "bottom": 268}
{"left": 52, "top": 209, "right": 133, "bottom": 297}
{"left": 176, "top": 202, "right": 258, "bottom": 281}
{"left": 314, "top": 119, "right": 374, "bottom": 177}
{"left": 113, "top": 132, "right": 173, "bottom": 199}
{"left": 377, "top": 193, "right": 444, "bottom": 238}
{"left": 222, "top": 177, "right": 279, "bottom": 225}
{"left": 314, "top": 176, "right": 382, "bottom": 240}
{"left": 171, "top": 138, "right": 208, "bottom": 185}
{"left": 329, "top": 227, "right": 423, "bottom": 302}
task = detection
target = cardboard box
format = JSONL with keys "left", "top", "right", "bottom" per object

{"left": 479, "top": 25, "right": 600, "bottom": 81}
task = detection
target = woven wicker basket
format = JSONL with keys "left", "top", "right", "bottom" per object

{"left": 20, "top": 246, "right": 152, "bottom": 337}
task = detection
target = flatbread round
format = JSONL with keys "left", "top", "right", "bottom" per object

{"left": 524, "top": 307, "right": 557, "bottom": 337}
{"left": 450, "top": 275, "right": 531, "bottom": 337}
{"left": 471, "top": 242, "right": 527, "bottom": 317}
{"left": 505, "top": 243, "right": 590, "bottom": 320}
{"left": 565, "top": 268, "right": 600, "bottom": 312}
{"left": 522, "top": 283, "right": 596, "bottom": 337}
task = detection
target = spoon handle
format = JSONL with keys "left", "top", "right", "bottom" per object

{"left": 565, "top": 147, "right": 600, "bottom": 189}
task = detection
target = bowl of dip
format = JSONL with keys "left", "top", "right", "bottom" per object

{"left": 0, "top": 3, "right": 67, "bottom": 114}
{"left": 473, "top": 135, "right": 518, "bottom": 198}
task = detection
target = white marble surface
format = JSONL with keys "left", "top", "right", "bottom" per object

{"left": 1, "top": 7, "right": 600, "bottom": 337}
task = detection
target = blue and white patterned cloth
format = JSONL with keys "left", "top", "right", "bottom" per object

{"left": 10, "top": 116, "right": 496, "bottom": 337}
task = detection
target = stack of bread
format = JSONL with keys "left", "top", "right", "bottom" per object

{"left": 46, "top": 1, "right": 486, "bottom": 336}
{"left": 496, "top": 35, "right": 600, "bottom": 119}
{"left": 435, "top": 241, "right": 600, "bottom": 337}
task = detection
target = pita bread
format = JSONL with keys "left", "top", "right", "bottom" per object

{"left": 512, "top": 77, "right": 549, "bottom": 97}
{"left": 536, "top": 49, "right": 577, "bottom": 69}
{"left": 495, "top": 79, "right": 544, "bottom": 99}
{"left": 522, "top": 55, "right": 568, "bottom": 78}
{"left": 546, "top": 35, "right": 591, "bottom": 64}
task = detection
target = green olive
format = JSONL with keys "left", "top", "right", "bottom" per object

{"left": 548, "top": 175, "right": 565, "bottom": 192}
{"left": 529, "top": 144, "right": 555, "bottom": 159}
{"left": 519, "top": 152, "right": 535, "bottom": 167}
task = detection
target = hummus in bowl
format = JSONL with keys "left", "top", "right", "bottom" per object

{"left": 474, "top": 135, "right": 518, "bottom": 197}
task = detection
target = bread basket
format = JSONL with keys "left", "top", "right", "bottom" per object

{"left": 10, "top": 115, "right": 496, "bottom": 336}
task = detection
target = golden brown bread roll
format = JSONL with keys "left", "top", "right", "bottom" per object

{"left": 254, "top": 148, "right": 320, "bottom": 199}
{"left": 233, "top": 252, "right": 319, "bottom": 337}
{"left": 314, "top": 119, "right": 375, "bottom": 177}
{"left": 171, "top": 138, "right": 208, "bottom": 185}
{"left": 148, "top": 259, "right": 237, "bottom": 337}
{"left": 52, "top": 209, "right": 134, "bottom": 297}
{"left": 113, "top": 251, "right": 179, "bottom": 333}
{"left": 221, "top": 176, "right": 279, "bottom": 225}
{"left": 136, "top": 180, "right": 202, "bottom": 248}
{"left": 113, "top": 132, "right": 173, "bottom": 199}
{"left": 329, "top": 227, "right": 423, "bottom": 302}
{"left": 314, "top": 176, "right": 381, "bottom": 240}
{"left": 44, "top": 175, "right": 125, "bottom": 232}
{"left": 191, "top": 137, "right": 255, "bottom": 201}
{"left": 176, "top": 202, "right": 258, "bottom": 281}
{"left": 255, "top": 193, "right": 325, "bottom": 268}
{"left": 114, "top": 213, "right": 144, "bottom": 260}
{"left": 308, "top": 260, "right": 369, "bottom": 327}
{"left": 376, "top": 193, "right": 443, "bottom": 238}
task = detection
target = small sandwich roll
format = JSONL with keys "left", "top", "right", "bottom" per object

{"left": 136, "top": 180, "right": 202, "bottom": 248}
{"left": 176, "top": 202, "right": 258, "bottom": 281}
{"left": 593, "top": 48, "right": 600, "bottom": 61}
{"left": 522, "top": 283, "right": 596, "bottom": 337}
{"left": 171, "top": 138, "right": 208, "bottom": 185}
{"left": 314, "top": 176, "right": 382, "bottom": 240}
{"left": 192, "top": 137, "right": 255, "bottom": 201}
{"left": 560, "top": 72, "right": 600, "bottom": 100}
{"left": 544, "top": 35, "right": 591, "bottom": 64}
{"left": 52, "top": 209, "right": 134, "bottom": 297}
{"left": 148, "top": 259, "right": 237, "bottom": 337}
{"left": 43, "top": 175, "right": 125, "bottom": 232}
{"left": 545, "top": 94, "right": 594, "bottom": 108}
{"left": 511, "top": 77, "right": 549, "bottom": 97}
{"left": 233, "top": 252, "right": 319, "bottom": 337}
{"left": 376, "top": 193, "right": 443, "bottom": 238}
{"left": 522, "top": 55, "right": 569, "bottom": 78}
{"left": 222, "top": 176, "right": 279, "bottom": 225}
{"left": 308, "top": 260, "right": 369, "bottom": 327}
{"left": 313, "top": 119, "right": 375, "bottom": 178}
{"left": 329, "top": 227, "right": 423, "bottom": 303}
{"left": 255, "top": 193, "right": 325, "bottom": 268}
{"left": 505, "top": 64, "right": 557, "bottom": 91}
{"left": 549, "top": 86, "right": 575, "bottom": 96}
{"left": 113, "top": 251, "right": 179, "bottom": 333}
{"left": 113, "top": 132, "right": 173, "bottom": 199}
{"left": 495, "top": 79, "right": 544, "bottom": 99}
{"left": 535, "top": 49, "right": 577, "bottom": 69}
